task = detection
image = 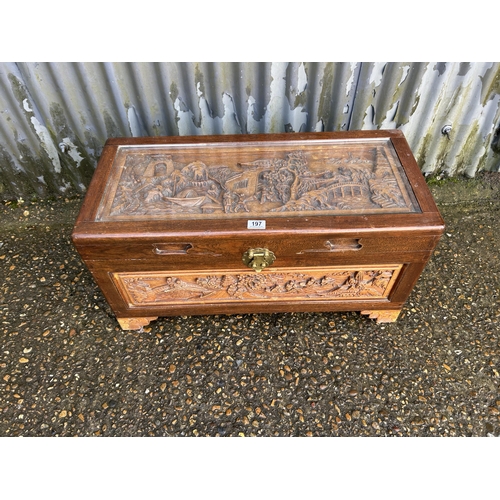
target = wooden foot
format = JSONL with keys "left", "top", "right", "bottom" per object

{"left": 117, "top": 316, "right": 158, "bottom": 330}
{"left": 361, "top": 309, "right": 401, "bottom": 323}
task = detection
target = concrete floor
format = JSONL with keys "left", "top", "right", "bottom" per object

{"left": 1, "top": 173, "right": 499, "bottom": 437}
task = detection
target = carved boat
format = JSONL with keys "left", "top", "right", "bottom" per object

{"left": 164, "top": 196, "right": 206, "bottom": 207}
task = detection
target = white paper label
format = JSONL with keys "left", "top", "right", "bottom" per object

{"left": 247, "top": 220, "right": 266, "bottom": 229}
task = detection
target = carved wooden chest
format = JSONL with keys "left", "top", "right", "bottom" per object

{"left": 72, "top": 131, "right": 444, "bottom": 330}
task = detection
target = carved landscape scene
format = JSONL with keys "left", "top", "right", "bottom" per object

{"left": 98, "top": 142, "right": 419, "bottom": 220}
{"left": 114, "top": 266, "right": 402, "bottom": 306}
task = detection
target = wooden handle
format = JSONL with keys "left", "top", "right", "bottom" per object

{"left": 153, "top": 243, "right": 193, "bottom": 255}
{"left": 298, "top": 238, "right": 362, "bottom": 254}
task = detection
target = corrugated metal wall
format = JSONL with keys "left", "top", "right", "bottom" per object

{"left": 0, "top": 62, "right": 499, "bottom": 201}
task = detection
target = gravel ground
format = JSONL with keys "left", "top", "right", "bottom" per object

{"left": 1, "top": 173, "right": 499, "bottom": 438}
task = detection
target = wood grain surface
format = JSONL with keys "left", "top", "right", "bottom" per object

{"left": 72, "top": 131, "right": 445, "bottom": 329}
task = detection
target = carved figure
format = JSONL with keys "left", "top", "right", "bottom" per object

{"left": 116, "top": 267, "right": 398, "bottom": 305}
{"left": 105, "top": 145, "right": 415, "bottom": 219}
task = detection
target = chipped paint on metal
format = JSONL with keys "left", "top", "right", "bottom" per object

{"left": 221, "top": 92, "right": 241, "bottom": 134}
{"left": 297, "top": 63, "right": 308, "bottom": 94}
{"left": 314, "top": 62, "right": 359, "bottom": 132}
{"left": 399, "top": 65, "right": 411, "bottom": 86}
{"left": 22, "top": 98, "right": 32, "bottom": 113}
{"left": 369, "top": 62, "right": 386, "bottom": 86}
{"left": 59, "top": 138, "right": 84, "bottom": 168}
{"left": 265, "top": 62, "right": 289, "bottom": 133}
{"left": 173, "top": 96, "right": 198, "bottom": 136}
{"left": 127, "top": 106, "right": 147, "bottom": 136}
{"left": 381, "top": 101, "right": 399, "bottom": 129}
{"left": 196, "top": 81, "right": 221, "bottom": 135}
{"left": 362, "top": 105, "right": 376, "bottom": 130}
{"left": 1, "top": 62, "right": 499, "bottom": 200}
{"left": 286, "top": 63, "right": 309, "bottom": 132}
{"left": 246, "top": 95, "right": 260, "bottom": 135}
{"left": 246, "top": 62, "right": 309, "bottom": 133}
{"left": 345, "top": 63, "right": 358, "bottom": 97}
{"left": 23, "top": 98, "right": 62, "bottom": 174}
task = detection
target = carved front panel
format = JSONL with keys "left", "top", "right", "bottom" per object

{"left": 96, "top": 140, "right": 420, "bottom": 221}
{"left": 112, "top": 265, "right": 403, "bottom": 307}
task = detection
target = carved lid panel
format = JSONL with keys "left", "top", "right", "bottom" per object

{"left": 95, "top": 138, "right": 420, "bottom": 222}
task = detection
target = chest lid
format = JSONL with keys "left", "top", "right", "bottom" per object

{"left": 74, "top": 131, "right": 444, "bottom": 237}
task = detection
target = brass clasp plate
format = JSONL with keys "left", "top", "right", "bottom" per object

{"left": 242, "top": 248, "right": 276, "bottom": 272}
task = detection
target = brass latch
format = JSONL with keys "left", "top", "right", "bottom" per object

{"left": 242, "top": 248, "right": 276, "bottom": 273}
